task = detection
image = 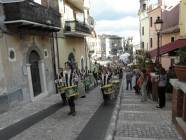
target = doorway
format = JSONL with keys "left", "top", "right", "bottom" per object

{"left": 29, "top": 50, "right": 42, "bottom": 97}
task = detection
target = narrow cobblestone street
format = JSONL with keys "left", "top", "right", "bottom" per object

{"left": 0, "top": 87, "right": 104, "bottom": 140}
{"left": 113, "top": 88, "right": 183, "bottom": 140}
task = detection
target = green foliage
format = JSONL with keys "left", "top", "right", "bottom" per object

{"left": 136, "top": 51, "right": 153, "bottom": 69}
{"left": 177, "top": 46, "right": 186, "bottom": 65}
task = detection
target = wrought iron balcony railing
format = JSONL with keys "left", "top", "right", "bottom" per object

{"left": 64, "top": 20, "right": 92, "bottom": 37}
{"left": 3, "top": 0, "right": 61, "bottom": 32}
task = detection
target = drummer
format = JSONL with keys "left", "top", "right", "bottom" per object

{"left": 64, "top": 62, "right": 76, "bottom": 116}
{"left": 101, "top": 66, "right": 112, "bottom": 101}
{"left": 59, "top": 68, "right": 67, "bottom": 105}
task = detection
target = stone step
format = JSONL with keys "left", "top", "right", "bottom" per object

{"left": 115, "top": 121, "right": 181, "bottom": 139}
{"left": 118, "top": 111, "right": 161, "bottom": 122}
{"left": 121, "top": 99, "right": 152, "bottom": 104}
{"left": 120, "top": 104, "right": 156, "bottom": 111}
{"left": 114, "top": 136, "right": 182, "bottom": 140}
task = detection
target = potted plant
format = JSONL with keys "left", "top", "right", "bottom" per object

{"left": 175, "top": 46, "right": 186, "bottom": 82}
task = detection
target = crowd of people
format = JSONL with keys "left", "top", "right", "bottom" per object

{"left": 92, "top": 62, "right": 123, "bottom": 86}
{"left": 92, "top": 62, "right": 123, "bottom": 103}
{"left": 55, "top": 62, "right": 87, "bottom": 116}
{"left": 55, "top": 61, "right": 123, "bottom": 116}
{"left": 125, "top": 65, "right": 176, "bottom": 109}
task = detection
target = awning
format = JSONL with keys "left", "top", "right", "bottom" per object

{"left": 149, "top": 39, "right": 186, "bottom": 58}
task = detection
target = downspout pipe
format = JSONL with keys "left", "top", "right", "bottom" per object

{"left": 84, "top": 37, "right": 88, "bottom": 75}
{"left": 51, "top": 32, "right": 57, "bottom": 93}
{"left": 55, "top": 32, "right": 60, "bottom": 71}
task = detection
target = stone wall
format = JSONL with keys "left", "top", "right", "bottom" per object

{"left": 0, "top": 32, "right": 55, "bottom": 114}
{"left": 171, "top": 79, "right": 186, "bottom": 140}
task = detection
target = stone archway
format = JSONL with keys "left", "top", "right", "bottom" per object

{"left": 29, "top": 50, "right": 42, "bottom": 97}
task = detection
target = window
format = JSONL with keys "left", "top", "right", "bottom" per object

{"left": 141, "top": 42, "right": 144, "bottom": 49}
{"left": 150, "top": 38, "right": 153, "bottom": 48}
{"left": 171, "top": 37, "right": 175, "bottom": 42}
{"left": 142, "top": 27, "right": 144, "bottom": 35}
{"left": 76, "top": 12, "right": 84, "bottom": 22}
{"left": 143, "top": 4, "right": 146, "bottom": 10}
{"left": 150, "top": 17, "right": 153, "bottom": 27}
{"left": 171, "top": 58, "right": 175, "bottom": 66}
{"left": 44, "top": 49, "right": 48, "bottom": 58}
{"left": 64, "top": 5, "right": 74, "bottom": 21}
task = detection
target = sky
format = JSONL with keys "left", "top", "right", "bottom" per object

{"left": 89, "top": 0, "right": 180, "bottom": 44}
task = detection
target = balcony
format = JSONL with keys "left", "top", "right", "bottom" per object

{"left": 64, "top": 21, "right": 92, "bottom": 37}
{"left": 64, "top": 0, "right": 84, "bottom": 11}
{"left": 3, "top": 1, "right": 61, "bottom": 32}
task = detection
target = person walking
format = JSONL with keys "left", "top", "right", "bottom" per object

{"left": 59, "top": 69, "right": 67, "bottom": 105}
{"left": 126, "top": 69, "right": 133, "bottom": 90}
{"left": 157, "top": 68, "right": 167, "bottom": 108}
{"left": 133, "top": 69, "right": 141, "bottom": 95}
{"left": 146, "top": 70, "right": 152, "bottom": 99}
{"left": 140, "top": 69, "right": 148, "bottom": 102}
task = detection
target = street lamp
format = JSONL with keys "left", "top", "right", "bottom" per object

{"left": 154, "top": 16, "right": 163, "bottom": 69}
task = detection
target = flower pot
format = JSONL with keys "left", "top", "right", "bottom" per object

{"left": 175, "top": 65, "right": 186, "bottom": 82}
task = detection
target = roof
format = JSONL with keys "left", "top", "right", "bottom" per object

{"left": 149, "top": 39, "right": 186, "bottom": 57}
{"left": 162, "top": 4, "right": 180, "bottom": 33}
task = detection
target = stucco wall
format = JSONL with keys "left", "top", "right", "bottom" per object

{"left": 179, "top": 0, "right": 186, "bottom": 37}
{"left": 58, "top": 37, "right": 86, "bottom": 70}
{"left": 161, "top": 32, "right": 180, "bottom": 46}
{"left": 148, "top": 6, "right": 162, "bottom": 51}
{"left": 0, "top": 36, "right": 5, "bottom": 96}
{"left": 0, "top": 32, "right": 55, "bottom": 104}
{"left": 140, "top": 15, "right": 149, "bottom": 51}
{"left": 161, "top": 56, "right": 171, "bottom": 70}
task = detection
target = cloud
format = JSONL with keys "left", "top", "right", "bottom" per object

{"left": 90, "top": 0, "right": 140, "bottom": 44}
{"left": 96, "top": 17, "right": 139, "bottom": 32}
{"left": 90, "top": 0, "right": 139, "bottom": 20}
{"left": 95, "top": 16, "right": 140, "bottom": 44}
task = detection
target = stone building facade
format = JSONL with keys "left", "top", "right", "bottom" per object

{"left": 0, "top": 0, "right": 61, "bottom": 113}
{"left": 57, "top": 0, "right": 94, "bottom": 72}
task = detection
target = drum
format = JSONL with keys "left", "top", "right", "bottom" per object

{"left": 101, "top": 84, "right": 113, "bottom": 95}
{"left": 65, "top": 85, "right": 79, "bottom": 98}
{"left": 111, "top": 80, "right": 120, "bottom": 94}
{"left": 57, "top": 85, "right": 66, "bottom": 94}
{"left": 84, "top": 77, "right": 91, "bottom": 90}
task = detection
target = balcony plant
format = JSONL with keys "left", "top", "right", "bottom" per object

{"left": 175, "top": 46, "right": 186, "bottom": 82}
{"left": 137, "top": 51, "right": 154, "bottom": 72}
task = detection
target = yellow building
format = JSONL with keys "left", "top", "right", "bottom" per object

{"left": 160, "top": 4, "right": 180, "bottom": 69}
{"left": 139, "top": 0, "right": 149, "bottom": 51}
{"left": 179, "top": 0, "right": 186, "bottom": 38}
{"left": 0, "top": 0, "right": 61, "bottom": 113}
{"left": 148, "top": 0, "right": 182, "bottom": 70}
{"left": 57, "top": 0, "right": 94, "bottom": 72}
{"left": 148, "top": 1, "right": 162, "bottom": 52}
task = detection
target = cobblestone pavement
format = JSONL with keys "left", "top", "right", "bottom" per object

{"left": 0, "top": 87, "right": 102, "bottom": 140}
{"left": 114, "top": 89, "right": 183, "bottom": 140}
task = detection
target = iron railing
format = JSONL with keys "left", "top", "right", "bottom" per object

{"left": 3, "top": 0, "right": 61, "bottom": 27}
